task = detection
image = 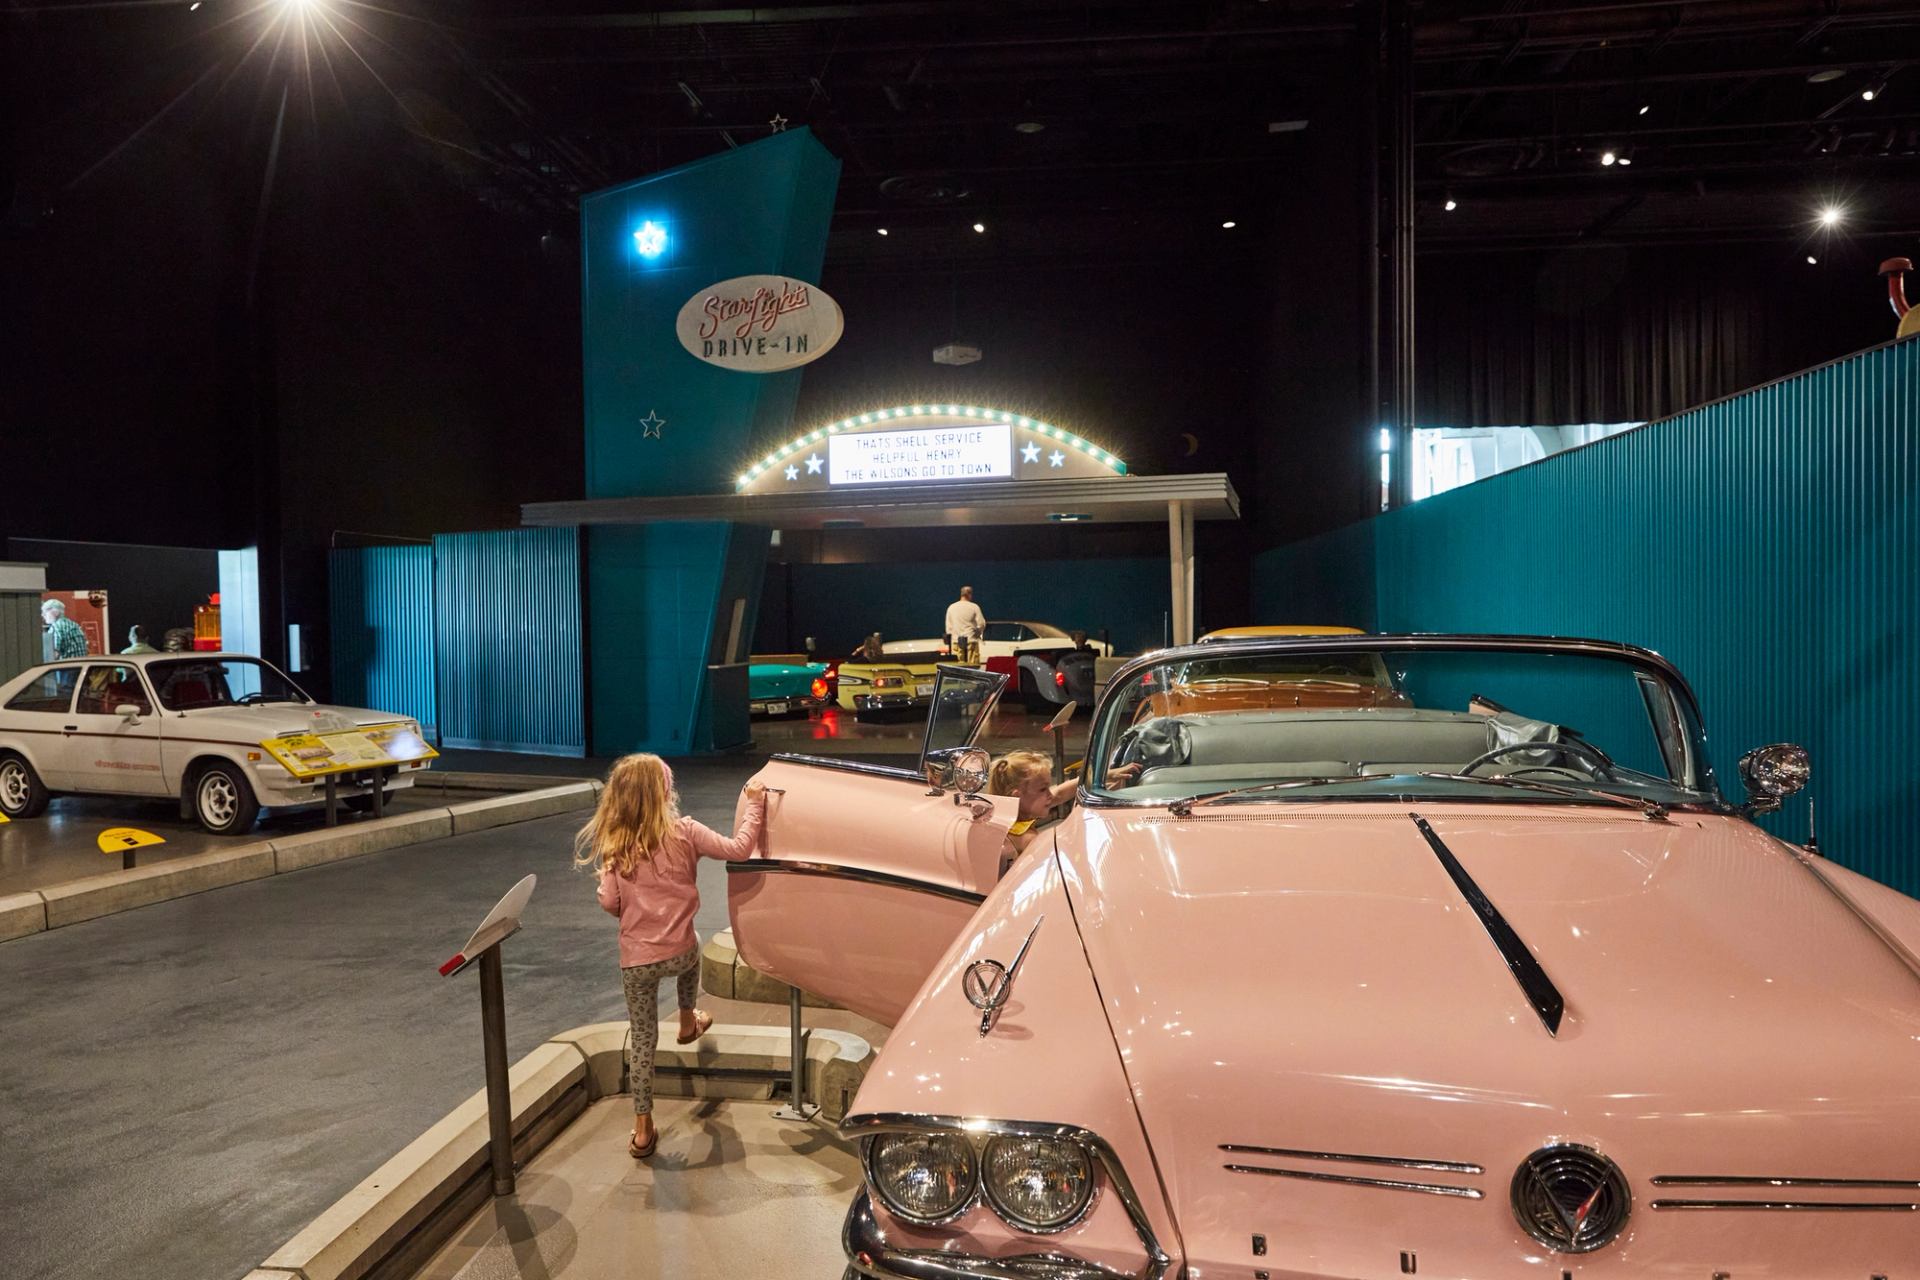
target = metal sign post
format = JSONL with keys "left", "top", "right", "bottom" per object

{"left": 1044, "top": 701, "right": 1078, "bottom": 784}
{"left": 438, "top": 873, "right": 537, "bottom": 1197}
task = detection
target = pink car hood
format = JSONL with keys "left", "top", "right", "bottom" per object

{"left": 1056, "top": 804, "right": 1920, "bottom": 1277}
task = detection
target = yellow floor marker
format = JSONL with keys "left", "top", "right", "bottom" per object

{"left": 98, "top": 827, "right": 165, "bottom": 869}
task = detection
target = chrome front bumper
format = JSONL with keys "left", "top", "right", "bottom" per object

{"left": 842, "top": 1192, "right": 1134, "bottom": 1280}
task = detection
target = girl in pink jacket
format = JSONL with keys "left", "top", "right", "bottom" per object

{"left": 575, "top": 753, "right": 766, "bottom": 1159}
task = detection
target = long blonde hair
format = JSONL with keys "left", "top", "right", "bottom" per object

{"left": 988, "top": 750, "right": 1050, "bottom": 796}
{"left": 574, "top": 753, "right": 679, "bottom": 876}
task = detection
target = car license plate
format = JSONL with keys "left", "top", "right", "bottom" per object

{"left": 766, "top": 701, "right": 788, "bottom": 715}
{"left": 915, "top": 683, "right": 934, "bottom": 696}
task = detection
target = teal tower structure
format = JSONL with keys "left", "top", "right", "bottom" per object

{"left": 579, "top": 129, "right": 841, "bottom": 754}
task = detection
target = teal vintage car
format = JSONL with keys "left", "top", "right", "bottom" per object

{"left": 748, "top": 658, "right": 832, "bottom": 717}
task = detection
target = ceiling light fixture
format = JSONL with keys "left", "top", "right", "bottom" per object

{"left": 1820, "top": 205, "right": 1845, "bottom": 227}
{"left": 1807, "top": 255, "right": 1819, "bottom": 264}
{"left": 1013, "top": 121, "right": 1045, "bottom": 134}
{"left": 1443, "top": 195, "right": 1458, "bottom": 211}
{"left": 1600, "top": 150, "right": 1618, "bottom": 166}
{"left": 877, "top": 227, "right": 889, "bottom": 236}
{"left": 1617, "top": 155, "right": 1633, "bottom": 166}
{"left": 1862, "top": 79, "right": 1886, "bottom": 101}
{"left": 1807, "top": 68, "right": 1846, "bottom": 84}
{"left": 972, "top": 222, "right": 986, "bottom": 233}
{"left": 1638, "top": 104, "right": 1650, "bottom": 115}
{"left": 1221, "top": 220, "right": 1236, "bottom": 229}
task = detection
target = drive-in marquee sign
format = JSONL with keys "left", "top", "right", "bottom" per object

{"left": 676, "top": 274, "right": 844, "bottom": 373}
{"left": 735, "top": 405, "right": 1127, "bottom": 493}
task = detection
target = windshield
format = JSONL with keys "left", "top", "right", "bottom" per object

{"left": 1088, "top": 640, "right": 1718, "bottom": 809}
{"left": 149, "top": 658, "right": 311, "bottom": 711}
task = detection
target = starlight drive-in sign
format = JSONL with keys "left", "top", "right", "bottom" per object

{"left": 830, "top": 424, "right": 1012, "bottom": 485}
{"left": 676, "top": 274, "right": 844, "bottom": 372}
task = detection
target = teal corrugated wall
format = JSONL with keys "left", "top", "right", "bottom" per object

{"left": 328, "top": 545, "right": 437, "bottom": 737}
{"left": 433, "top": 528, "right": 585, "bottom": 756}
{"left": 1256, "top": 337, "right": 1920, "bottom": 895}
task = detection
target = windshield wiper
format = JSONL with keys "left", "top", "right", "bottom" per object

{"left": 1415, "top": 771, "right": 1670, "bottom": 822}
{"left": 1167, "top": 776, "right": 1377, "bottom": 817}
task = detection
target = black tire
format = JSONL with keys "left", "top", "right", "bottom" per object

{"left": 0, "top": 753, "right": 51, "bottom": 820}
{"left": 343, "top": 791, "right": 395, "bottom": 814}
{"left": 1018, "top": 669, "right": 1047, "bottom": 713}
{"left": 189, "top": 761, "right": 260, "bottom": 835}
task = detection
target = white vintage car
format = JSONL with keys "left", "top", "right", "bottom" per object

{"left": 0, "top": 653, "right": 432, "bottom": 834}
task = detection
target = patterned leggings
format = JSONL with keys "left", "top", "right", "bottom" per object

{"left": 620, "top": 945, "right": 700, "bottom": 1115}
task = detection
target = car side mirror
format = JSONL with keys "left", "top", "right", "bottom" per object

{"left": 114, "top": 703, "right": 143, "bottom": 723}
{"left": 1738, "top": 743, "right": 1809, "bottom": 816}
{"left": 924, "top": 745, "right": 991, "bottom": 796}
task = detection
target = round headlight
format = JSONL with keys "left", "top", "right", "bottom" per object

{"left": 982, "top": 1135, "right": 1095, "bottom": 1232}
{"left": 866, "top": 1132, "right": 979, "bottom": 1224}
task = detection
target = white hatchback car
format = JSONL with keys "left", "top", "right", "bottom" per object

{"left": 0, "top": 653, "right": 431, "bottom": 834}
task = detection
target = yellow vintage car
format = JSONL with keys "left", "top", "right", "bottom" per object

{"left": 833, "top": 648, "right": 947, "bottom": 719}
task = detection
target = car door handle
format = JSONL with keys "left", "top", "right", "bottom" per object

{"left": 62, "top": 724, "right": 78, "bottom": 734}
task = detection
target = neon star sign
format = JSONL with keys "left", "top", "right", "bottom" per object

{"left": 632, "top": 221, "right": 668, "bottom": 258}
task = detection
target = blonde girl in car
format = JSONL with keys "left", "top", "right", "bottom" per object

{"left": 988, "top": 750, "right": 1139, "bottom": 874}
{"left": 576, "top": 753, "right": 766, "bottom": 1159}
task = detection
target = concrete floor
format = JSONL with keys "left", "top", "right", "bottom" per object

{"left": 0, "top": 755, "right": 775, "bottom": 1280}
{"left": 415, "top": 1097, "right": 861, "bottom": 1280}
{"left": 0, "top": 778, "right": 505, "bottom": 894}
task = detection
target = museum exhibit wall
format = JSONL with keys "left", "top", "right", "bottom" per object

{"left": 1255, "top": 335, "right": 1920, "bottom": 896}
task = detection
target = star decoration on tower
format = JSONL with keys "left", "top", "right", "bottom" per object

{"left": 784, "top": 464, "right": 799, "bottom": 481}
{"left": 1020, "top": 441, "right": 1042, "bottom": 464}
{"left": 769, "top": 113, "right": 789, "bottom": 133}
{"left": 639, "top": 410, "right": 665, "bottom": 439}
{"left": 804, "top": 452, "right": 824, "bottom": 474}
{"left": 1048, "top": 449, "right": 1066, "bottom": 467}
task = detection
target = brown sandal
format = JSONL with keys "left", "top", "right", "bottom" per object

{"left": 676, "top": 1010, "right": 713, "bottom": 1045}
{"left": 629, "top": 1129, "right": 656, "bottom": 1160}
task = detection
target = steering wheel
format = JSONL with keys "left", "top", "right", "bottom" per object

{"left": 1459, "top": 739, "right": 1616, "bottom": 780}
{"left": 1115, "top": 719, "right": 1192, "bottom": 772}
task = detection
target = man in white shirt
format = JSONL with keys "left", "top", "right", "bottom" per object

{"left": 944, "top": 586, "right": 986, "bottom": 665}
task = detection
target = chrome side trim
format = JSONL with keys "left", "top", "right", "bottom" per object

{"left": 1653, "top": 1175, "right": 1920, "bottom": 1188}
{"left": 726, "top": 859, "right": 986, "bottom": 907}
{"left": 1410, "top": 812, "right": 1566, "bottom": 1036}
{"left": 1651, "top": 1199, "right": 1919, "bottom": 1212}
{"left": 771, "top": 752, "right": 920, "bottom": 781}
{"left": 843, "top": 1113, "right": 1170, "bottom": 1280}
{"left": 844, "top": 1191, "right": 1135, "bottom": 1280}
{"left": 1218, "top": 1144, "right": 1483, "bottom": 1175}
{"left": 1224, "top": 1163, "right": 1485, "bottom": 1200}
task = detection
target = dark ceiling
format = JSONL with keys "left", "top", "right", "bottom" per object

{"left": 9, "top": 0, "right": 1920, "bottom": 264}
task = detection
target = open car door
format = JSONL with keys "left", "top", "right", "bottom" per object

{"left": 727, "top": 665, "right": 1016, "bottom": 1025}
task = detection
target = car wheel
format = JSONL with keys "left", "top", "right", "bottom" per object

{"left": 0, "top": 753, "right": 50, "bottom": 819}
{"left": 1018, "top": 669, "right": 1046, "bottom": 713}
{"left": 191, "top": 763, "right": 260, "bottom": 835}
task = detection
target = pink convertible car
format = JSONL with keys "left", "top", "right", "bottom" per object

{"left": 728, "top": 635, "right": 1919, "bottom": 1280}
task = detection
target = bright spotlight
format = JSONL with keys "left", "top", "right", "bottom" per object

{"left": 1819, "top": 205, "right": 1845, "bottom": 227}
{"left": 632, "top": 221, "right": 667, "bottom": 257}
{"left": 1638, "top": 104, "right": 1650, "bottom": 115}
{"left": 972, "top": 222, "right": 986, "bottom": 234}
{"left": 1221, "top": 220, "right": 1237, "bottom": 229}
{"left": 876, "top": 227, "right": 889, "bottom": 236}
{"left": 1807, "top": 255, "right": 1819, "bottom": 265}
{"left": 1600, "top": 150, "right": 1617, "bottom": 166}
{"left": 1617, "top": 156, "right": 1633, "bottom": 166}
{"left": 1443, "top": 196, "right": 1458, "bottom": 211}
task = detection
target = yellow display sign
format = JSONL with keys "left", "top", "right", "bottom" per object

{"left": 261, "top": 723, "right": 438, "bottom": 779}
{"left": 98, "top": 827, "right": 165, "bottom": 854}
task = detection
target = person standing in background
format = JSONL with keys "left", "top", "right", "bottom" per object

{"left": 944, "top": 585, "right": 986, "bottom": 665}
{"left": 122, "top": 625, "right": 157, "bottom": 655}
{"left": 41, "top": 599, "right": 87, "bottom": 660}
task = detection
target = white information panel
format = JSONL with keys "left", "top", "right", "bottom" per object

{"left": 829, "top": 424, "right": 1011, "bottom": 486}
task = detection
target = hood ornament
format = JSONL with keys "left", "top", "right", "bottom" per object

{"left": 961, "top": 915, "right": 1043, "bottom": 1037}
